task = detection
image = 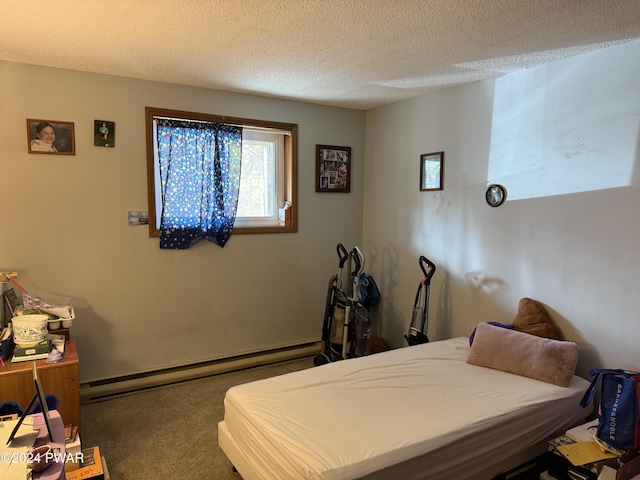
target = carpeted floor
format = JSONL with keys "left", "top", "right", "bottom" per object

{"left": 80, "top": 356, "right": 315, "bottom": 479}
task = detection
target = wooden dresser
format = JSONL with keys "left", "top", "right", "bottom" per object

{"left": 0, "top": 340, "right": 80, "bottom": 431}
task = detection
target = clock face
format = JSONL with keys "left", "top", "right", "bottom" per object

{"left": 486, "top": 184, "right": 506, "bottom": 207}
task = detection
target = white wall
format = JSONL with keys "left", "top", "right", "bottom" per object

{"left": 363, "top": 40, "right": 640, "bottom": 377}
{"left": 0, "top": 61, "right": 366, "bottom": 382}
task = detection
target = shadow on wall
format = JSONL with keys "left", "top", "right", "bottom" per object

{"left": 544, "top": 304, "right": 602, "bottom": 379}
{"left": 435, "top": 268, "right": 452, "bottom": 341}
{"left": 366, "top": 242, "right": 405, "bottom": 347}
{"left": 460, "top": 270, "right": 511, "bottom": 333}
{"left": 72, "top": 299, "right": 133, "bottom": 383}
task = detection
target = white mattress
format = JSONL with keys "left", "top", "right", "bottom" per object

{"left": 219, "top": 337, "right": 590, "bottom": 480}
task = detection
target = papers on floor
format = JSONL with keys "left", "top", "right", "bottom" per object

{"left": 549, "top": 420, "right": 619, "bottom": 467}
{"left": 556, "top": 441, "right": 618, "bottom": 466}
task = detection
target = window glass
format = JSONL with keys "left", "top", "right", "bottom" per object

{"left": 234, "top": 130, "right": 284, "bottom": 227}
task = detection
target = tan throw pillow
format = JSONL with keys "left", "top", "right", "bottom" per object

{"left": 512, "top": 297, "right": 560, "bottom": 339}
{"left": 467, "top": 322, "right": 578, "bottom": 387}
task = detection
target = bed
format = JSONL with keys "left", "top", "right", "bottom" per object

{"left": 218, "top": 335, "right": 591, "bottom": 480}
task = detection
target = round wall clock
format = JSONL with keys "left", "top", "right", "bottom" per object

{"left": 485, "top": 184, "right": 507, "bottom": 207}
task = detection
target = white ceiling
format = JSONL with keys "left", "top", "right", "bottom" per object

{"left": 2, "top": 1, "right": 640, "bottom": 110}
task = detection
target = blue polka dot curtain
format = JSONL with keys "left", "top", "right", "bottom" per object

{"left": 155, "top": 119, "right": 243, "bottom": 249}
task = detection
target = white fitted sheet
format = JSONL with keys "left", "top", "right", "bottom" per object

{"left": 219, "top": 337, "right": 590, "bottom": 480}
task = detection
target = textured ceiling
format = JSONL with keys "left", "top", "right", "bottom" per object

{"left": 2, "top": 0, "right": 640, "bottom": 110}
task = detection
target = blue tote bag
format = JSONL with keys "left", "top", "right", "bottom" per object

{"left": 580, "top": 368, "right": 640, "bottom": 451}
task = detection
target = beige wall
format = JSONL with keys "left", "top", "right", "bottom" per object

{"left": 363, "top": 39, "right": 640, "bottom": 376}
{"left": 3, "top": 39, "right": 638, "bottom": 383}
{"left": 0, "top": 62, "right": 366, "bottom": 381}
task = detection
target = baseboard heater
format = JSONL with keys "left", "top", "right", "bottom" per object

{"left": 80, "top": 341, "right": 322, "bottom": 403}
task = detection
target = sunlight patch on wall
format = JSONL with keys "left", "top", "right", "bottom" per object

{"left": 487, "top": 45, "right": 640, "bottom": 200}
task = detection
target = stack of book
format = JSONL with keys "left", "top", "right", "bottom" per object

{"left": 11, "top": 339, "right": 51, "bottom": 362}
{"left": 11, "top": 333, "right": 66, "bottom": 363}
{"left": 65, "top": 445, "right": 110, "bottom": 480}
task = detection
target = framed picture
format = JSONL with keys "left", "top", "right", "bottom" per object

{"left": 27, "top": 119, "right": 75, "bottom": 155}
{"left": 128, "top": 211, "right": 149, "bottom": 225}
{"left": 316, "top": 145, "right": 351, "bottom": 193}
{"left": 420, "top": 151, "right": 444, "bottom": 191}
{"left": 94, "top": 120, "right": 116, "bottom": 147}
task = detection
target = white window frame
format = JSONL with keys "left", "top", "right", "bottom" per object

{"left": 233, "top": 129, "right": 285, "bottom": 228}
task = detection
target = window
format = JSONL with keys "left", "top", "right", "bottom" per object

{"left": 234, "top": 129, "right": 284, "bottom": 227}
{"left": 145, "top": 107, "right": 297, "bottom": 238}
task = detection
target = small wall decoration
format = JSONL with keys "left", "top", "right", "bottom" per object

{"left": 94, "top": 120, "right": 115, "bottom": 147}
{"left": 26, "top": 119, "right": 75, "bottom": 155}
{"left": 485, "top": 184, "right": 507, "bottom": 207}
{"left": 316, "top": 144, "right": 351, "bottom": 193}
{"left": 420, "top": 151, "right": 444, "bottom": 191}
{"left": 128, "top": 211, "right": 149, "bottom": 225}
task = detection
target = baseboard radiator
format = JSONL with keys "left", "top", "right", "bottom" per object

{"left": 80, "top": 341, "right": 322, "bottom": 403}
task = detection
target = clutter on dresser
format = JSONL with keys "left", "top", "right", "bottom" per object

{"left": 1, "top": 272, "right": 76, "bottom": 366}
{"left": 1, "top": 272, "right": 75, "bottom": 331}
{"left": 17, "top": 292, "right": 75, "bottom": 330}
{"left": 8, "top": 289, "right": 75, "bottom": 342}
{"left": 10, "top": 334, "right": 65, "bottom": 363}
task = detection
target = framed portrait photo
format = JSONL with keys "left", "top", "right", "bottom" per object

{"left": 316, "top": 144, "right": 351, "bottom": 193}
{"left": 420, "top": 151, "right": 444, "bottom": 191}
{"left": 27, "top": 119, "right": 75, "bottom": 155}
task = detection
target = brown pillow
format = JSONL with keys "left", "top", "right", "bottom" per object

{"left": 512, "top": 297, "right": 560, "bottom": 339}
{"left": 467, "top": 322, "right": 578, "bottom": 387}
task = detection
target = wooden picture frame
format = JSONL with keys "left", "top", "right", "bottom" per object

{"left": 27, "top": 119, "right": 75, "bottom": 155}
{"left": 420, "top": 151, "right": 444, "bottom": 191}
{"left": 316, "top": 145, "right": 351, "bottom": 193}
